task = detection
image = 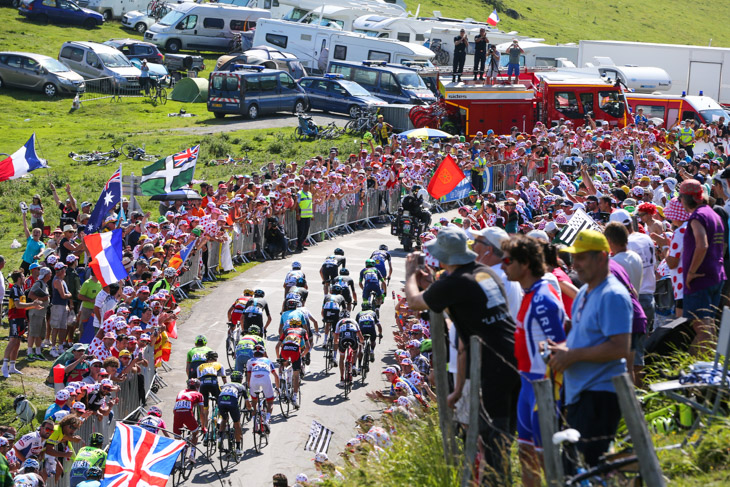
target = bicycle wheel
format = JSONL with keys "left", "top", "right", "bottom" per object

{"left": 206, "top": 408, "right": 218, "bottom": 458}
{"left": 180, "top": 435, "right": 194, "bottom": 480}
{"left": 252, "top": 413, "right": 262, "bottom": 453}
{"left": 159, "top": 88, "right": 167, "bottom": 105}
{"left": 278, "top": 382, "right": 291, "bottom": 418}
{"left": 361, "top": 346, "right": 369, "bottom": 384}
{"left": 344, "top": 352, "right": 352, "bottom": 398}
{"left": 219, "top": 424, "right": 232, "bottom": 473}
{"left": 72, "top": 153, "right": 94, "bottom": 162}
{"left": 225, "top": 336, "right": 235, "bottom": 370}
{"left": 120, "top": 143, "right": 137, "bottom": 159}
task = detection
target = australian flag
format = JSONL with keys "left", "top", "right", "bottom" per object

{"left": 87, "top": 165, "right": 122, "bottom": 233}
{"left": 102, "top": 423, "right": 185, "bottom": 487}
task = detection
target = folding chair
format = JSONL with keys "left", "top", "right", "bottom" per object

{"left": 649, "top": 306, "right": 730, "bottom": 446}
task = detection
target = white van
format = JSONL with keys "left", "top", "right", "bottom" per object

{"left": 252, "top": 18, "right": 434, "bottom": 73}
{"left": 85, "top": 0, "right": 148, "bottom": 21}
{"left": 144, "top": 3, "right": 270, "bottom": 53}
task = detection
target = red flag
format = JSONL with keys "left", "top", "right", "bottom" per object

{"left": 427, "top": 154, "right": 465, "bottom": 199}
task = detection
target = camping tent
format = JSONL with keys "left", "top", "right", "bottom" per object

{"left": 170, "top": 78, "right": 208, "bottom": 103}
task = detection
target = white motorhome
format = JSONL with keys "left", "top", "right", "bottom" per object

{"left": 239, "top": 0, "right": 405, "bottom": 20}
{"left": 577, "top": 40, "right": 730, "bottom": 105}
{"left": 561, "top": 56, "right": 672, "bottom": 94}
{"left": 252, "top": 18, "right": 434, "bottom": 73}
{"left": 144, "top": 3, "right": 270, "bottom": 53}
{"left": 495, "top": 40, "right": 578, "bottom": 67}
{"left": 85, "top": 0, "right": 151, "bottom": 20}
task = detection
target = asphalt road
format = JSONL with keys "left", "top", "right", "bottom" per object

{"left": 157, "top": 221, "right": 412, "bottom": 486}
{"left": 174, "top": 111, "right": 349, "bottom": 135}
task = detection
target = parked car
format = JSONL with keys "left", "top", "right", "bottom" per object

{"left": 58, "top": 41, "right": 140, "bottom": 91}
{"left": 0, "top": 52, "right": 85, "bottom": 97}
{"left": 128, "top": 58, "right": 169, "bottom": 85}
{"left": 120, "top": 9, "right": 157, "bottom": 34}
{"left": 18, "top": 0, "right": 104, "bottom": 28}
{"left": 103, "top": 39, "right": 164, "bottom": 64}
{"left": 299, "top": 74, "right": 386, "bottom": 117}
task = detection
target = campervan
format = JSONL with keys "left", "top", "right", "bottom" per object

{"left": 85, "top": 0, "right": 149, "bottom": 20}
{"left": 144, "top": 3, "right": 270, "bottom": 53}
{"left": 238, "top": 0, "right": 405, "bottom": 21}
{"left": 251, "top": 18, "right": 434, "bottom": 74}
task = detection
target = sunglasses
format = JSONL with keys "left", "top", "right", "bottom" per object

{"left": 501, "top": 256, "right": 513, "bottom": 266}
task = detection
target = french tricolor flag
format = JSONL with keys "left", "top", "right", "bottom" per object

{"left": 0, "top": 134, "right": 47, "bottom": 182}
{"left": 487, "top": 9, "right": 500, "bottom": 26}
{"left": 84, "top": 229, "right": 128, "bottom": 287}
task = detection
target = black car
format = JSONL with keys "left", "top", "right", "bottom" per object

{"left": 103, "top": 39, "right": 163, "bottom": 64}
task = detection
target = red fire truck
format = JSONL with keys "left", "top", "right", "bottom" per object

{"left": 432, "top": 69, "right": 629, "bottom": 136}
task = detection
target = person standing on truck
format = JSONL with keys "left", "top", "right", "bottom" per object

{"left": 507, "top": 39, "right": 524, "bottom": 85}
{"left": 452, "top": 29, "right": 468, "bottom": 83}
{"left": 677, "top": 120, "right": 695, "bottom": 157}
{"left": 473, "top": 28, "right": 488, "bottom": 82}
{"left": 486, "top": 44, "right": 501, "bottom": 85}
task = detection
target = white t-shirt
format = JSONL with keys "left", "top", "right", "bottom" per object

{"left": 628, "top": 232, "right": 656, "bottom": 295}
{"left": 611, "top": 250, "right": 643, "bottom": 292}
{"left": 92, "top": 289, "right": 109, "bottom": 328}
{"left": 490, "top": 263, "right": 524, "bottom": 320}
{"left": 0, "top": 270, "right": 5, "bottom": 301}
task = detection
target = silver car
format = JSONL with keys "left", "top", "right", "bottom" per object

{"left": 0, "top": 51, "right": 85, "bottom": 97}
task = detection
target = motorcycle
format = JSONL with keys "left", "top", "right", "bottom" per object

{"left": 391, "top": 208, "right": 423, "bottom": 252}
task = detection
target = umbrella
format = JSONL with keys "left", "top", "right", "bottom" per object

{"left": 398, "top": 128, "right": 453, "bottom": 139}
{"left": 149, "top": 189, "right": 202, "bottom": 201}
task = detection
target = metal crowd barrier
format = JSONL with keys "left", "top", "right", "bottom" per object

{"left": 206, "top": 241, "right": 222, "bottom": 279}
{"left": 177, "top": 248, "right": 202, "bottom": 290}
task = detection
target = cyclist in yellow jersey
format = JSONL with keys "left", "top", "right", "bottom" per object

{"left": 197, "top": 351, "right": 227, "bottom": 433}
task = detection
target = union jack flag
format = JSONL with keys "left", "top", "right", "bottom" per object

{"left": 104, "top": 165, "right": 122, "bottom": 191}
{"left": 172, "top": 145, "right": 199, "bottom": 168}
{"left": 102, "top": 423, "right": 185, "bottom": 487}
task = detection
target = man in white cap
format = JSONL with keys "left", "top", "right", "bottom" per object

{"left": 472, "top": 227, "right": 523, "bottom": 319}
{"left": 404, "top": 225, "right": 519, "bottom": 484}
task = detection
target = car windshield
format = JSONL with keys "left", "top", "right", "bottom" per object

{"left": 395, "top": 72, "right": 426, "bottom": 90}
{"left": 700, "top": 109, "right": 728, "bottom": 125}
{"left": 98, "top": 52, "right": 132, "bottom": 68}
{"left": 340, "top": 81, "right": 370, "bottom": 96}
{"left": 158, "top": 9, "right": 185, "bottom": 26}
{"left": 40, "top": 58, "right": 71, "bottom": 73}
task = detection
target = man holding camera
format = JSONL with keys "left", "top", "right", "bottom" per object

{"left": 452, "top": 29, "right": 468, "bottom": 83}
{"left": 507, "top": 39, "right": 524, "bottom": 85}
{"left": 473, "top": 28, "right": 488, "bottom": 82}
{"left": 486, "top": 44, "right": 501, "bottom": 85}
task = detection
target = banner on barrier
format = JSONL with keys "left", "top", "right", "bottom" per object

{"left": 438, "top": 168, "right": 493, "bottom": 203}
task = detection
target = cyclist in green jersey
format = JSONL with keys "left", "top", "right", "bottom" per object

{"left": 70, "top": 433, "right": 106, "bottom": 487}
{"left": 187, "top": 335, "right": 213, "bottom": 379}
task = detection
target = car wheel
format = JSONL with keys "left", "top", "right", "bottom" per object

{"left": 102, "top": 10, "right": 111, "bottom": 21}
{"left": 165, "top": 39, "right": 181, "bottom": 53}
{"left": 135, "top": 22, "right": 147, "bottom": 34}
{"left": 84, "top": 18, "right": 96, "bottom": 29}
{"left": 247, "top": 104, "right": 258, "bottom": 120}
{"left": 348, "top": 105, "right": 359, "bottom": 118}
{"left": 293, "top": 100, "right": 306, "bottom": 114}
{"left": 43, "top": 83, "right": 58, "bottom": 98}
{"left": 214, "top": 112, "right": 225, "bottom": 119}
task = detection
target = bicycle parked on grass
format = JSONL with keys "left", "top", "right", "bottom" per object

{"left": 148, "top": 78, "right": 167, "bottom": 106}
{"left": 68, "top": 146, "right": 120, "bottom": 165}
{"left": 345, "top": 106, "right": 379, "bottom": 135}
{"left": 120, "top": 142, "right": 159, "bottom": 161}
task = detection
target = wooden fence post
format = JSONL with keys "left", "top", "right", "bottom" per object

{"left": 460, "top": 336, "right": 482, "bottom": 487}
{"left": 533, "top": 379, "right": 564, "bottom": 486}
{"left": 429, "top": 311, "right": 457, "bottom": 464}
{"left": 612, "top": 373, "right": 666, "bottom": 487}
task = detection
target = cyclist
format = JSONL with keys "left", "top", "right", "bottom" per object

{"left": 217, "top": 371, "right": 250, "bottom": 456}
{"left": 13, "top": 458, "right": 44, "bottom": 487}
{"left": 197, "top": 351, "right": 227, "bottom": 436}
{"left": 138, "top": 407, "right": 168, "bottom": 436}
{"left": 283, "top": 262, "right": 305, "bottom": 294}
{"left": 279, "top": 296, "right": 306, "bottom": 337}
{"left": 173, "top": 378, "right": 204, "bottom": 464}
{"left": 359, "top": 259, "right": 387, "bottom": 308}
{"left": 334, "top": 314, "right": 364, "bottom": 384}
{"left": 332, "top": 268, "right": 357, "bottom": 310}
{"left": 234, "top": 325, "right": 265, "bottom": 374}
{"left": 69, "top": 433, "right": 106, "bottom": 487}
{"left": 370, "top": 245, "right": 393, "bottom": 284}
{"left": 355, "top": 302, "right": 382, "bottom": 369}
{"left": 294, "top": 294, "right": 319, "bottom": 350}
{"left": 251, "top": 289, "right": 273, "bottom": 332}
{"left": 76, "top": 466, "right": 102, "bottom": 487}
{"left": 319, "top": 254, "right": 340, "bottom": 294}
{"left": 186, "top": 335, "right": 212, "bottom": 379}
{"left": 246, "top": 344, "right": 280, "bottom": 432}
{"left": 290, "top": 277, "right": 310, "bottom": 304}
{"left": 321, "top": 287, "right": 346, "bottom": 348}
{"left": 276, "top": 318, "right": 310, "bottom": 407}
{"left": 227, "top": 289, "right": 254, "bottom": 331}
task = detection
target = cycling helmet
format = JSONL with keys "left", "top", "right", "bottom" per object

{"left": 292, "top": 261, "right": 302, "bottom": 270}
{"left": 248, "top": 325, "right": 261, "bottom": 336}
{"left": 206, "top": 351, "right": 218, "bottom": 361}
{"left": 379, "top": 244, "right": 388, "bottom": 251}
{"left": 147, "top": 406, "right": 162, "bottom": 418}
{"left": 253, "top": 344, "right": 266, "bottom": 356}
{"left": 331, "top": 284, "right": 343, "bottom": 294}
{"left": 254, "top": 289, "right": 265, "bottom": 298}
{"left": 296, "top": 277, "right": 307, "bottom": 287}
{"left": 285, "top": 293, "right": 301, "bottom": 302}
{"left": 230, "top": 371, "right": 243, "bottom": 383}
{"left": 86, "top": 467, "right": 103, "bottom": 480}
{"left": 339, "top": 268, "right": 349, "bottom": 276}
{"left": 412, "top": 184, "right": 422, "bottom": 192}
{"left": 89, "top": 432, "right": 104, "bottom": 447}
{"left": 570, "top": 147, "right": 581, "bottom": 156}
{"left": 187, "top": 378, "right": 201, "bottom": 390}
{"left": 289, "top": 318, "right": 302, "bottom": 328}
{"left": 195, "top": 335, "right": 207, "bottom": 346}
{"left": 286, "top": 298, "right": 299, "bottom": 310}
{"left": 365, "top": 259, "right": 375, "bottom": 268}
{"left": 243, "top": 289, "right": 254, "bottom": 296}
{"left": 361, "top": 301, "right": 371, "bottom": 311}
{"left": 334, "top": 248, "right": 344, "bottom": 256}
{"left": 22, "top": 459, "right": 40, "bottom": 472}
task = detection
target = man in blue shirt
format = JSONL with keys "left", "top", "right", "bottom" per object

{"left": 548, "top": 230, "right": 632, "bottom": 468}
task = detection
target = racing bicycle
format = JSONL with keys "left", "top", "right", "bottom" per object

{"left": 171, "top": 426, "right": 194, "bottom": 487}
{"left": 203, "top": 396, "right": 219, "bottom": 458}
{"left": 149, "top": 78, "right": 167, "bottom": 106}
{"left": 342, "top": 343, "right": 356, "bottom": 398}
{"left": 276, "top": 358, "right": 299, "bottom": 417}
{"left": 218, "top": 407, "right": 241, "bottom": 472}
{"left": 251, "top": 390, "right": 269, "bottom": 453}
{"left": 324, "top": 332, "right": 335, "bottom": 374}
{"left": 68, "top": 147, "right": 120, "bottom": 165}
{"left": 120, "top": 142, "right": 159, "bottom": 161}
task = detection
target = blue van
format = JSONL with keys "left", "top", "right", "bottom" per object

{"left": 207, "top": 65, "right": 308, "bottom": 119}
{"left": 327, "top": 60, "right": 436, "bottom": 105}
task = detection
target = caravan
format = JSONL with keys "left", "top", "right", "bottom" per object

{"left": 144, "top": 3, "right": 270, "bottom": 53}
{"left": 251, "top": 18, "right": 434, "bottom": 74}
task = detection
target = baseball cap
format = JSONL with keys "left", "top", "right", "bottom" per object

{"left": 562, "top": 230, "right": 610, "bottom": 254}
{"left": 608, "top": 209, "right": 632, "bottom": 226}
{"left": 381, "top": 367, "right": 398, "bottom": 375}
{"left": 314, "top": 452, "right": 328, "bottom": 463}
{"left": 71, "top": 343, "right": 87, "bottom": 352}
{"left": 103, "top": 332, "right": 116, "bottom": 339}
{"left": 56, "top": 390, "right": 70, "bottom": 401}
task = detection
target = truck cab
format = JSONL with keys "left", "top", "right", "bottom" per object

{"left": 625, "top": 93, "right": 727, "bottom": 128}
{"left": 537, "top": 75, "right": 627, "bottom": 127}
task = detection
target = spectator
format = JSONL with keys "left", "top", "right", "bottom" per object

{"left": 506, "top": 39, "right": 524, "bottom": 85}
{"left": 77, "top": 273, "right": 101, "bottom": 334}
{"left": 548, "top": 230, "right": 632, "bottom": 468}
{"left": 452, "top": 29, "right": 467, "bottom": 83}
{"left": 0, "top": 257, "right": 5, "bottom": 327}
{"left": 50, "top": 262, "right": 72, "bottom": 357}
{"left": 472, "top": 227, "right": 524, "bottom": 318}
{"left": 64, "top": 343, "right": 91, "bottom": 384}
{"left": 679, "top": 179, "right": 727, "bottom": 355}
{"left": 0, "top": 437, "right": 13, "bottom": 487}
{"left": 295, "top": 180, "right": 313, "bottom": 253}
{"left": 20, "top": 211, "right": 45, "bottom": 274}
{"left": 405, "top": 226, "right": 519, "bottom": 484}
{"left": 473, "top": 28, "right": 488, "bottom": 82}
{"left": 29, "top": 194, "right": 45, "bottom": 231}
{"left": 604, "top": 222, "right": 643, "bottom": 292}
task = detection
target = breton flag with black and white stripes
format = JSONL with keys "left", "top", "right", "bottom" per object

{"left": 304, "top": 420, "right": 334, "bottom": 453}
{"left": 555, "top": 209, "right": 603, "bottom": 246}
